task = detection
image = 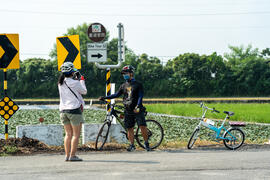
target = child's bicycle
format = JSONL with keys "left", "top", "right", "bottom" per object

{"left": 95, "top": 100, "right": 164, "bottom": 151}
{"left": 187, "top": 102, "right": 246, "bottom": 150}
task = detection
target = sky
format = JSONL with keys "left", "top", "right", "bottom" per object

{"left": 1, "top": 0, "right": 270, "bottom": 63}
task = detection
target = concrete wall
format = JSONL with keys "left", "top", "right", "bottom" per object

{"left": 82, "top": 123, "right": 128, "bottom": 144}
{"left": 16, "top": 123, "right": 128, "bottom": 146}
{"left": 16, "top": 125, "right": 63, "bottom": 146}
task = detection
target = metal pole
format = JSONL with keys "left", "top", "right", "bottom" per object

{"left": 106, "top": 68, "right": 111, "bottom": 113}
{"left": 3, "top": 69, "right": 8, "bottom": 140}
{"left": 111, "top": 83, "right": 116, "bottom": 124}
{"left": 95, "top": 23, "right": 124, "bottom": 69}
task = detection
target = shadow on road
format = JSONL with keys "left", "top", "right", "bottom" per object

{"left": 163, "top": 143, "right": 270, "bottom": 153}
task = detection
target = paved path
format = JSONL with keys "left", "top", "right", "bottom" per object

{"left": 0, "top": 149, "right": 270, "bottom": 180}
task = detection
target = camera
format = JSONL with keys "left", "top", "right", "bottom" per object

{"left": 73, "top": 71, "right": 81, "bottom": 80}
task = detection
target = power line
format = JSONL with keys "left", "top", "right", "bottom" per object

{"left": 1, "top": 9, "right": 270, "bottom": 16}
{"left": 3, "top": 25, "right": 270, "bottom": 30}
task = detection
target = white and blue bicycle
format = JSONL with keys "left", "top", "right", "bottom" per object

{"left": 187, "top": 102, "right": 246, "bottom": 150}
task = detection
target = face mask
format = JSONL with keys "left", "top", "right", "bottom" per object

{"left": 123, "top": 74, "right": 130, "bottom": 80}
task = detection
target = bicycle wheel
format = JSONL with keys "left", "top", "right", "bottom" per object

{"left": 135, "top": 119, "right": 164, "bottom": 150}
{"left": 223, "top": 128, "right": 245, "bottom": 150}
{"left": 187, "top": 128, "right": 200, "bottom": 149}
{"left": 95, "top": 121, "right": 111, "bottom": 150}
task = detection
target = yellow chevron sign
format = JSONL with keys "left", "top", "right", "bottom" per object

{"left": 0, "top": 34, "right": 19, "bottom": 69}
{"left": 56, "top": 35, "right": 81, "bottom": 71}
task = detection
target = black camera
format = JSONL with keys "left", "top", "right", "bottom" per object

{"left": 73, "top": 71, "right": 81, "bottom": 80}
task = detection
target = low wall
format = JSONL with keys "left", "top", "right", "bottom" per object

{"left": 82, "top": 123, "right": 128, "bottom": 144}
{"left": 16, "top": 125, "right": 63, "bottom": 146}
{"left": 15, "top": 123, "right": 128, "bottom": 146}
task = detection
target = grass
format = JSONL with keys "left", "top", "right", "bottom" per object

{"left": 145, "top": 103, "right": 270, "bottom": 124}
{"left": 0, "top": 145, "right": 18, "bottom": 156}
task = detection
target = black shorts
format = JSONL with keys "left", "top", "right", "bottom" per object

{"left": 124, "top": 111, "right": 147, "bottom": 129}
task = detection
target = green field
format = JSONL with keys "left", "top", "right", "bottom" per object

{"left": 145, "top": 103, "right": 270, "bottom": 124}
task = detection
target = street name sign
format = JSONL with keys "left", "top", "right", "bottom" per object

{"left": 87, "top": 43, "right": 107, "bottom": 62}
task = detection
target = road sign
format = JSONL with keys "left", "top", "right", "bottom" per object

{"left": 0, "top": 96, "right": 19, "bottom": 121}
{"left": 87, "top": 43, "right": 107, "bottom": 62}
{"left": 87, "top": 23, "right": 106, "bottom": 42}
{"left": 56, "top": 35, "right": 81, "bottom": 71}
{"left": 0, "top": 34, "right": 19, "bottom": 69}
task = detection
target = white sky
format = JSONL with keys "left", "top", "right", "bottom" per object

{"left": 1, "top": 0, "right": 270, "bottom": 62}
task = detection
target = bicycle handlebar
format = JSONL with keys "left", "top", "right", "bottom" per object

{"left": 212, "top": 108, "right": 220, "bottom": 113}
{"left": 200, "top": 102, "right": 220, "bottom": 113}
{"left": 99, "top": 99, "right": 124, "bottom": 109}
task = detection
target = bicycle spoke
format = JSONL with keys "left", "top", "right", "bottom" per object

{"left": 135, "top": 119, "right": 164, "bottom": 150}
{"left": 95, "top": 122, "right": 110, "bottom": 150}
{"left": 223, "top": 128, "right": 245, "bottom": 150}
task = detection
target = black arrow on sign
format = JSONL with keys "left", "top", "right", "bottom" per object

{"left": 58, "top": 37, "right": 79, "bottom": 63}
{"left": 91, "top": 53, "right": 103, "bottom": 58}
{"left": 0, "top": 35, "right": 18, "bottom": 68}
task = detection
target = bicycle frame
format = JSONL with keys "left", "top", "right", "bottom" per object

{"left": 106, "top": 104, "right": 126, "bottom": 131}
{"left": 196, "top": 103, "right": 237, "bottom": 141}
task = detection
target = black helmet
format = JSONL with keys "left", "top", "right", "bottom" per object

{"left": 121, "top": 65, "right": 135, "bottom": 74}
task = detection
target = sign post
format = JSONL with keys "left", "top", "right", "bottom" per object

{"left": 0, "top": 34, "right": 20, "bottom": 140}
{"left": 87, "top": 23, "right": 125, "bottom": 116}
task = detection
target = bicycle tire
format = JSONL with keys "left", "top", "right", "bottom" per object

{"left": 187, "top": 128, "right": 199, "bottom": 149}
{"left": 223, "top": 128, "right": 245, "bottom": 150}
{"left": 95, "top": 121, "right": 111, "bottom": 150}
{"left": 135, "top": 119, "right": 164, "bottom": 150}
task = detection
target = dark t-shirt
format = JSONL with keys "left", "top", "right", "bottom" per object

{"left": 117, "top": 80, "right": 144, "bottom": 111}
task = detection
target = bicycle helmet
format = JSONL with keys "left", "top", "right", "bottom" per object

{"left": 121, "top": 65, "right": 135, "bottom": 74}
{"left": 60, "top": 62, "right": 76, "bottom": 74}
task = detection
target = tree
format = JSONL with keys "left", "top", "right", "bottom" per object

{"left": 223, "top": 44, "right": 270, "bottom": 96}
{"left": 5, "top": 58, "right": 59, "bottom": 98}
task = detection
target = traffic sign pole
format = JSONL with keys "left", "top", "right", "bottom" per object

{"left": 3, "top": 69, "right": 8, "bottom": 139}
{"left": 0, "top": 34, "right": 20, "bottom": 140}
{"left": 87, "top": 23, "right": 125, "bottom": 117}
{"left": 106, "top": 68, "right": 111, "bottom": 113}
{"left": 95, "top": 23, "right": 124, "bottom": 69}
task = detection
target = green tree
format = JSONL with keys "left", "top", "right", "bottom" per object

{"left": 223, "top": 44, "right": 270, "bottom": 96}
{"left": 5, "top": 58, "right": 58, "bottom": 98}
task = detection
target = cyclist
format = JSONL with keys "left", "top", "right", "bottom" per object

{"left": 99, "top": 65, "right": 150, "bottom": 151}
{"left": 58, "top": 62, "right": 87, "bottom": 161}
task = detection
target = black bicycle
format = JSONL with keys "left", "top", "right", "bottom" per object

{"left": 95, "top": 101, "right": 164, "bottom": 151}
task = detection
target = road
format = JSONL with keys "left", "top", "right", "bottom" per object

{"left": 0, "top": 148, "right": 269, "bottom": 180}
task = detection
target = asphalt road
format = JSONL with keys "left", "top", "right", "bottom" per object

{"left": 0, "top": 148, "right": 269, "bottom": 180}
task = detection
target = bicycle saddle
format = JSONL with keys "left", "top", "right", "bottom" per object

{"left": 223, "top": 111, "right": 234, "bottom": 116}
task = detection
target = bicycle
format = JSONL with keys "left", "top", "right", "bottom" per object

{"left": 95, "top": 100, "right": 164, "bottom": 151}
{"left": 187, "top": 102, "right": 246, "bottom": 150}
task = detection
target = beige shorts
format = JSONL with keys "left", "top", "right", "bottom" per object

{"left": 60, "top": 113, "right": 85, "bottom": 126}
